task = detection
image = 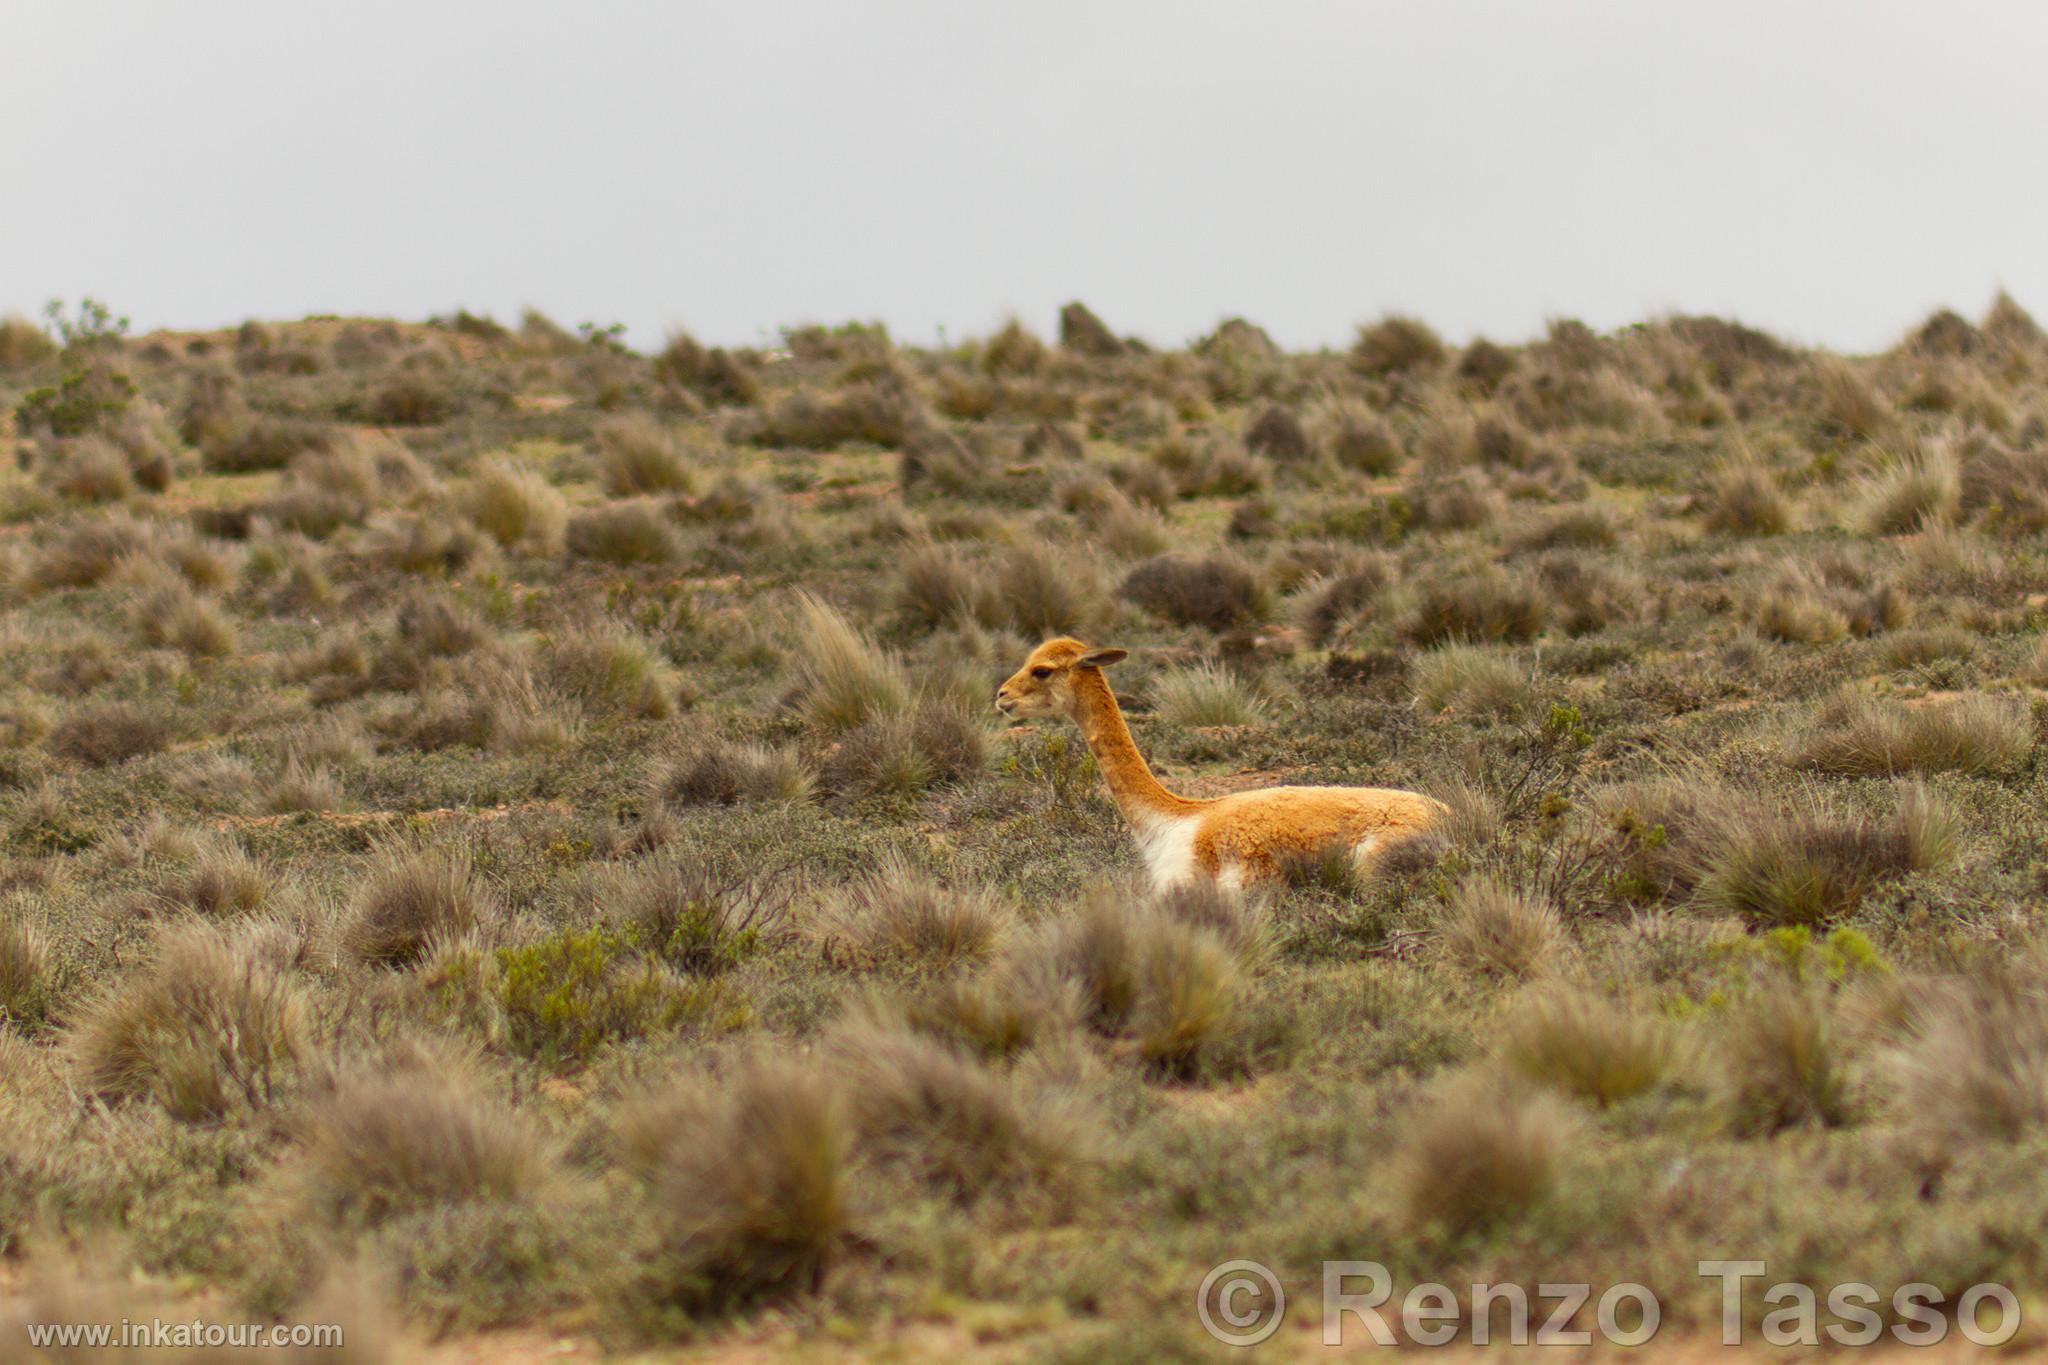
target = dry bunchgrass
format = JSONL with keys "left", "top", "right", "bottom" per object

{"left": 1011, "top": 892, "right": 1274, "bottom": 1080}
{"left": 817, "top": 857, "right": 1011, "bottom": 970}
{"left": 1704, "top": 458, "right": 1794, "bottom": 535}
{"left": 566, "top": 500, "right": 679, "bottom": 565}
{"left": 821, "top": 697, "right": 989, "bottom": 802}
{"left": 0, "top": 909, "right": 53, "bottom": 1028}
{"left": 344, "top": 846, "right": 502, "bottom": 968}
{"left": 1721, "top": 983, "right": 1852, "bottom": 1135}
{"left": 791, "top": 591, "right": 913, "bottom": 731}
{"left": 1501, "top": 990, "right": 1675, "bottom": 1107}
{"left": 652, "top": 736, "right": 813, "bottom": 809}
{"left": 297, "top": 1050, "right": 553, "bottom": 1227}
{"left": 46, "top": 700, "right": 170, "bottom": 766}
{"left": 1858, "top": 442, "right": 1961, "bottom": 534}
{"left": 595, "top": 414, "right": 697, "bottom": 496}
{"left": 1352, "top": 315, "right": 1447, "bottom": 378}
{"left": 1412, "top": 643, "right": 1534, "bottom": 720}
{"left": 68, "top": 920, "right": 306, "bottom": 1120}
{"left": 1152, "top": 660, "right": 1269, "bottom": 728}
{"left": 1437, "top": 877, "right": 1561, "bottom": 981}
{"left": 1118, "top": 553, "right": 1264, "bottom": 631}
{"left": 465, "top": 457, "right": 568, "bottom": 553}
{"left": 1789, "top": 690, "right": 2032, "bottom": 777}
{"left": 825, "top": 1018, "right": 1090, "bottom": 1201}
{"left": 1891, "top": 957, "right": 2048, "bottom": 1151}
{"left": 619, "top": 1054, "right": 852, "bottom": 1312}
{"left": 178, "top": 844, "right": 273, "bottom": 916}
{"left": 537, "top": 625, "right": 675, "bottom": 720}
{"left": 1395, "top": 1073, "right": 1569, "bottom": 1234}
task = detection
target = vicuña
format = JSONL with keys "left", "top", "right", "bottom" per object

{"left": 997, "top": 638, "right": 1444, "bottom": 890}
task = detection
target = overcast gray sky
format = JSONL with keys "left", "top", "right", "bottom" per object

{"left": 5, "top": 1, "right": 2042, "bottom": 353}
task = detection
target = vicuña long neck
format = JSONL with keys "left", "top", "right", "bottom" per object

{"left": 1069, "top": 670, "right": 1204, "bottom": 826}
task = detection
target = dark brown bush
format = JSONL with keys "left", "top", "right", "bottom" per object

{"left": 1405, "top": 568, "right": 1549, "bottom": 644}
{"left": 47, "top": 702, "right": 171, "bottom": 767}
{"left": 1243, "top": 405, "right": 1313, "bottom": 463}
{"left": 204, "top": 417, "right": 333, "bottom": 474}
{"left": 653, "top": 331, "right": 760, "bottom": 406}
{"left": 363, "top": 373, "right": 457, "bottom": 425}
{"left": 1351, "top": 315, "right": 1446, "bottom": 378}
{"left": 1454, "top": 337, "right": 1518, "bottom": 394}
{"left": 1058, "top": 302, "right": 1125, "bottom": 357}
{"left": 566, "top": 501, "right": 679, "bottom": 565}
{"left": 1906, "top": 308, "right": 1980, "bottom": 359}
{"left": 1119, "top": 554, "right": 1263, "bottom": 630}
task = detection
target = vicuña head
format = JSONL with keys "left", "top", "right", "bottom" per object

{"left": 998, "top": 637, "right": 1444, "bottom": 892}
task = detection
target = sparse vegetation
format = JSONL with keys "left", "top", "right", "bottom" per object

{"left": 2, "top": 299, "right": 2046, "bottom": 1353}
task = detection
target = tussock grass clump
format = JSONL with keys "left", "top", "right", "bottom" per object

{"left": 996, "top": 541, "right": 1100, "bottom": 636}
{"left": 48, "top": 436, "right": 137, "bottom": 502}
{"left": 345, "top": 847, "right": 502, "bottom": 968}
{"left": 1814, "top": 360, "right": 1891, "bottom": 442}
{"left": 46, "top": 701, "right": 170, "bottom": 767}
{"left": 32, "top": 515, "right": 151, "bottom": 589}
{"left": 1722, "top": 984, "right": 1852, "bottom": 1135}
{"left": 1789, "top": 690, "right": 2031, "bottom": 777}
{"left": 1437, "top": 877, "right": 1560, "bottom": 981}
{"left": 1501, "top": 990, "right": 1674, "bottom": 1107}
{"left": 1456, "top": 337, "right": 1519, "bottom": 393}
{"left": 1879, "top": 625, "right": 1975, "bottom": 670}
{"left": 652, "top": 736, "right": 812, "bottom": 808}
{"left": 1352, "top": 315, "right": 1447, "bottom": 378}
{"left": 0, "top": 913, "right": 53, "bottom": 1027}
{"left": 205, "top": 416, "right": 333, "bottom": 474}
{"left": 537, "top": 626, "right": 675, "bottom": 720}
{"left": 1413, "top": 643, "right": 1533, "bottom": 719}
{"left": 1396, "top": 1074, "right": 1568, "bottom": 1234}
{"left": 566, "top": 500, "right": 679, "bottom": 565}
{"left": 68, "top": 922, "right": 305, "bottom": 1120}
{"left": 1858, "top": 442, "right": 1961, "bottom": 534}
{"left": 791, "top": 592, "right": 913, "bottom": 731}
{"left": 1290, "top": 560, "right": 1389, "bottom": 646}
{"left": 817, "top": 857, "right": 1010, "bottom": 970}
{"left": 622, "top": 1055, "right": 852, "bottom": 1313}
{"left": 134, "top": 582, "right": 237, "bottom": 658}
{"left": 1892, "top": 960, "right": 2048, "bottom": 1150}
{"left": 1118, "top": 553, "right": 1263, "bottom": 631}
{"left": 1404, "top": 568, "right": 1548, "bottom": 645}
{"left": 1694, "top": 790, "right": 1955, "bottom": 928}
{"left": 1755, "top": 576, "right": 1849, "bottom": 644}
{"left": 1153, "top": 660, "right": 1269, "bottom": 727}
{"left": 261, "top": 756, "right": 346, "bottom": 814}
{"left": 1243, "top": 404, "right": 1313, "bottom": 463}
{"left": 179, "top": 845, "right": 272, "bottom": 916}
{"left": 896, "top": 542, "right": 1001, "bottom": 630}
{"left": 595, "top": 415, "right": 697, "bottom": 496}
{"left": 827, "top": 1020, "right": 1087, "bottom": 1200}
{"left": 653, "top": 331, "right": 760, "bottom": 405}
{"left": 1704, "top": 458, "right": 1793, "bottom": 535}
{"left": 298, "top": 1054, "right": 553, "bottom": 1227}
{"left": 822, "top": 697, "right": 989, "bottom": 801}
{"left": 1014, "top": 892, "right": 1276, "bottom": 1080}
{"left": 1311, "top": 398, "right": 1402, "bottom": 474}
{"left": 465, "top": 457, "right": 568, "bottom": 553}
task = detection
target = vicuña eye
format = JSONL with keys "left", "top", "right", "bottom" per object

{"left": 1031, "top": 666, "right": 1054, "bottom": 679}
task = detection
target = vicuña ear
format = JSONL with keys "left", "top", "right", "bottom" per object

{"left": 1077, "top": 647, "right": 1128, "bottom": 668}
